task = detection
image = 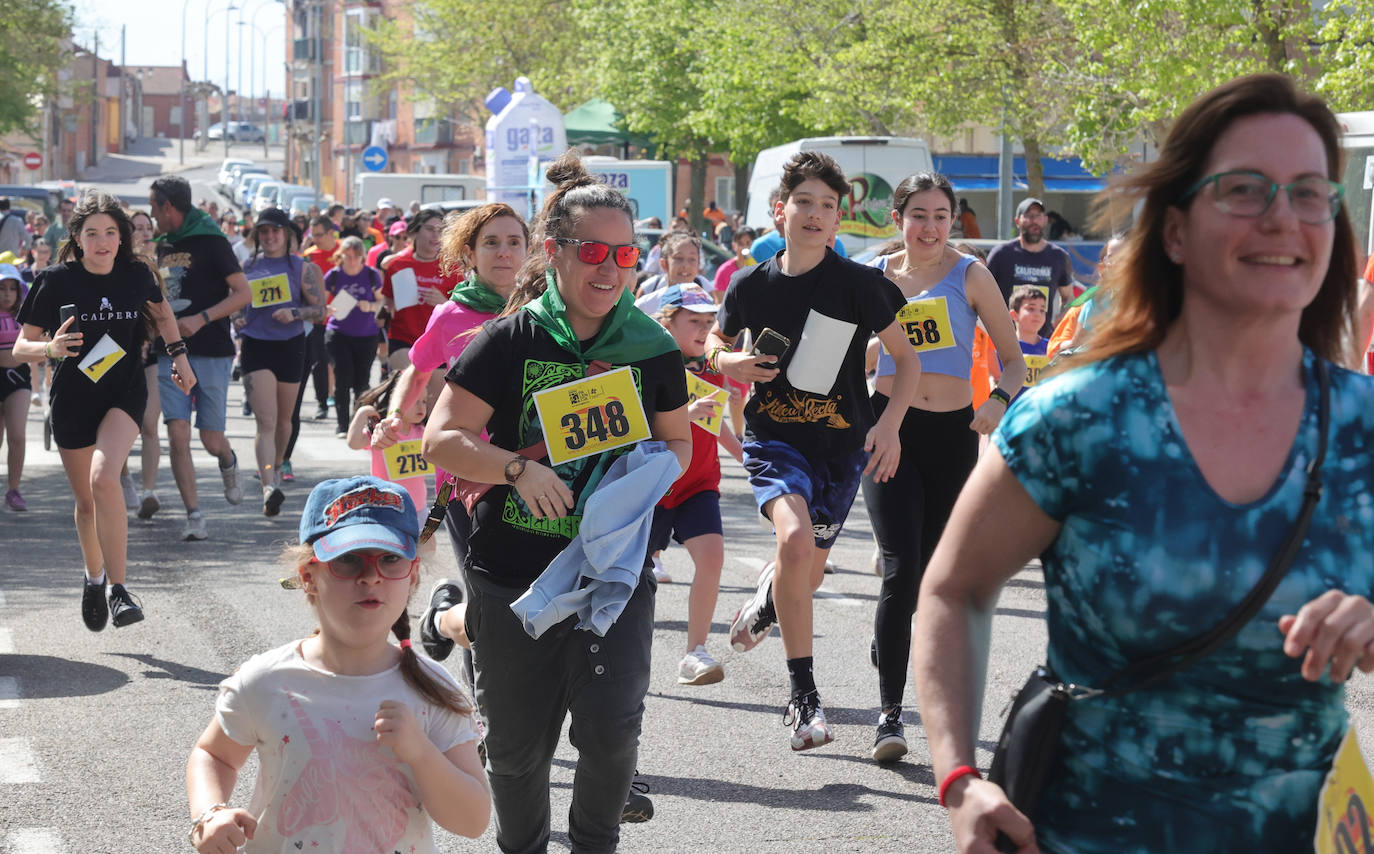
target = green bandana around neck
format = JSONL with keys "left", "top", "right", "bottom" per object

{"left": 157, "top": 207, "right": 225, "bottom": 244}
{"left": 448, "top": 272, "right": 508, "bottom": 315}
{"left": 523, "top": 268, "right": 678, "bottom": 366}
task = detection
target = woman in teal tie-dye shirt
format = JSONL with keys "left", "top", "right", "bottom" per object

{"left": 912, "top": 74, "right": 1374, "bottom": 854}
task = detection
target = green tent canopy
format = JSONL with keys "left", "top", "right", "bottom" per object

{"left": 563, "top": 99, "right": 653, "bottom": 151}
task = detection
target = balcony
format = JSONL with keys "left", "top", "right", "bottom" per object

{"left": 413, "top": 118, "right": 452, "bottom": 146}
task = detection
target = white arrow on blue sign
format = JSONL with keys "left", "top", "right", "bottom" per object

{"left": 362, "top": 145, "right": 388, "bottom": 172}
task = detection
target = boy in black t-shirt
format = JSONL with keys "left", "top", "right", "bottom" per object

{"left": 707, "top": 152, "right": 919, "bottom": 750}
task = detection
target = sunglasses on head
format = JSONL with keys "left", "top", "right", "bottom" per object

{"left": 555, "top": 238, "right": 641, "bottom": 268}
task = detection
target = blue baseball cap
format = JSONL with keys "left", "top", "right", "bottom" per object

{"left": 299, "top": 476, "right": 419, "bottom": 561}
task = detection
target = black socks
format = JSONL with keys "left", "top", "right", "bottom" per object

{"left": 787, "top": 656, "right": 816, "bottom": 698}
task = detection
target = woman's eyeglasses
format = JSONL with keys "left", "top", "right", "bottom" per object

{"left": 555, "top": 238, "right": 641, "bottom": 268}
{"left": 313, "top": 552, "right": 416, "bottom": 580}
{"left": 1180, "top": 170, "right": 1343, "bottom": 224}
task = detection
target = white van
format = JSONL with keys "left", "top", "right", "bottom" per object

{"left": 354, "top": 173, "right": 485, "bottom": 210}
{"left": 745, "top": 137, "right": 934, "bottom": 252}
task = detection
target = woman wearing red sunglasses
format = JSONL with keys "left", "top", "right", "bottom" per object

{"left": 423, "top": 151, "right": 692, "bottom": 853}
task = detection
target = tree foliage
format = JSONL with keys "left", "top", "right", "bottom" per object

{"left": 368, "top": 0, "right": 596, "bottom": 124}
{"left": 0, "top": 0, "right": 71, "bottom": 135}
{"left": 1313, "top": 0, "right": 1374, "bottom": 111}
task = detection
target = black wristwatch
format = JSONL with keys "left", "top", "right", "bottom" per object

{"left": 503, "top": 457, "right": 528, "bottom": 485}
{"left": 988, "top": 387, "right": 1013, "bottom": 407}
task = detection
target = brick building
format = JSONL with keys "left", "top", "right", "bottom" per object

{"left": 122, "top": 65, "right": 190, "bottom": 140}
{"left": 284, "top": 0, "right": 481, "bottom": 206}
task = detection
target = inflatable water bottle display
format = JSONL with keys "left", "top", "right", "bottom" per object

{"left": 484, "top": 77, "right": 567, "bottom": 213}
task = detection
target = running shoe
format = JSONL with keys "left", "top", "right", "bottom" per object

{"left": 420, "top": 579, "right": 463, "bottom": 662}
{"left": 872, "top": 706, "right": 907, "bottom": 763}
{"left": 313, "top": 405, "right": 329, "bottom": 421}
{"left": 678, "top": 645, "right": 724, "bottom": 686}
{"left": 651, "top": 554, "right": 672, "bottom": 584}
{"left": 4, "top": 488, "right": 26, "bottom": 512}
{"left": 621, "top": 773, "right": 653, "bottom": 823}
{"left": 137, "top": 490, "right": 160, "bottom": 520}
{"left": 108, "top": 584, "right": 144, "bottom": 628}
{"left": 183, "top": 510, "right": 208, "bottom": 541}
{"left": 279, "top": 460, "right": 295, "bottom": 482}
{"left": 334, "top": 431, "right": 347, "bottom": 439}
{"left": 219, "top": 452, "right": 243, "bottom": 505}
{"left": 263, "top": 485, "right": 285, "bottom": 517}
{"left": 120, "top": 472, "right": 138, "bottom": 509}
{"left": 784, "top": 691, "right": 834, "bottom": 751}
{"left": 729, "top": 562, "right": 777, "bottom": 653}
{"left": 81, "top": 575, "right": 108, "bottom": 631}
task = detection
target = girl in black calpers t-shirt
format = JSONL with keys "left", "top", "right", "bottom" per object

{"left": 13, "top": 193, "right": 196, "bottom": 632}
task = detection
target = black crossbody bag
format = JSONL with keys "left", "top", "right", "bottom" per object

{"left": 988, "top": 360, "right": 1330, "bottom": 849}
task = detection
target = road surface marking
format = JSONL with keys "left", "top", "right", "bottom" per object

{"left": 0, "top": 627, "right": 12, "bottom": 654}
{"left": 3, "top": 828, "right": 67, "bottom": 854}
{"left": 0, "top": 738, "right": 39, "bottom": 783}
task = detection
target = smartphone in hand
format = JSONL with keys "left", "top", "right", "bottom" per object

{"left": 59, "top": 303, "right": 80, "bottom": 335}
{"left": 751, "top": 327, "right": 791, "bottom": 368}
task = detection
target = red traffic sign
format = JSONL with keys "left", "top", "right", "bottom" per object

{"left": 23, "top": 152, "right": 42, "bottom": 171}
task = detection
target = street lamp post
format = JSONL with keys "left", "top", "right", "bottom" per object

{"left": 202, "top": 1, "right": 237, "bottom": 154}
{"left": 224, "top": 3, "right": 239, "bottom": 159}
{"left": 178, "top": 0, "right": 198, "bottom": 165}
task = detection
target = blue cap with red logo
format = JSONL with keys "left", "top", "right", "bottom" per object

{"left": 299, "top": 476, "right": 418, "bottom": 561}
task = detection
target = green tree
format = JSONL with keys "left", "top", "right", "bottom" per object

{"left": 1057, "top": 0, "right": 1325, "bottom": 174}
{"left": 838, "top": 0, "right": 1080, "bottom": 199}
{"left": 368, "top": 0, "right": 596, "bottom": 125}
{"left": 1313, "top": 0, "right": 1374, "bottom": 111}
{"left": 0, "top": 0, "right": 71, "bottom": 134}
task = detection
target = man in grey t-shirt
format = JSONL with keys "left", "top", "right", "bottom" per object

{"left": 985, "top": 197, "right": 1076, "bottom": 339}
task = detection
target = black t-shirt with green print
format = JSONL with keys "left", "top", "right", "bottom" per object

{"left": 447, "top": 311, "right": 687, "bottom": 588}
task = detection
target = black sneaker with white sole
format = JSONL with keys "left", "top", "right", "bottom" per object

{"left": 871, "top": 706, "right": 907, "bottom": 763}
{"left": 420, "top": 579, "right": 463, "bottom": 661}
{"left": 108, "top": 584, "right": 144, "bottom": 628}
{"left": 81, "top": 576, "right": 108, "bottom": 632}
{"left": 264, "top": 485, "right": 285, "bottom": 517}
{"left": 621, "top": 773, "right": 653, "bottom": 823}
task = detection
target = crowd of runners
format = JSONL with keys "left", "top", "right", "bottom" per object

{"left": 5, "top": 72, "right": 1374, "bottom": 853}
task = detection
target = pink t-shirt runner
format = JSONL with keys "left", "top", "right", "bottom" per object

{"left": 408, "top": 300, "right": 500, "bottom": 491}
{"left": 369, "top": 421, "right": 429, "bottom": 525}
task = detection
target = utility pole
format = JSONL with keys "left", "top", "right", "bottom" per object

{"left": 312, "top": 0, "right": 322, "bottom": 199}
{"left": 224, "top": 7, "right": 234, "bottom": 159}
{"left": 91, "top": 33, "right": 100, "bottom": 169}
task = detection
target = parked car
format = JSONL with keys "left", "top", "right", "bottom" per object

{"left": 230, "top": 122, "right": 267, "bottom": 143}
{"left": 0, "top": 185, "right": 60, "bottom": 220}
{"left": 419, "top": 199, "right": 485, "bottom": 216}
{"left": 218, "top": 158, "right": 255, "bottom": 190}
{"left": 222, "top": 166, "right": 267, "bottom": 200}
{"left": 285, "top": 192, "right": 329, "bottom": 218}
{"left": 239, "top": 175, "right": 273, "bottom": 208}
{"left": 633, "top": 227, "right": 732, "bottom": 280}
{"left": 251, "top": 181, "right": 282, "bottom": 215}
{"left": 205, "top": 122, "right": 267, "bottom": 144}
{"left": 228, "top": 169, "right": 269, "bottom": 204}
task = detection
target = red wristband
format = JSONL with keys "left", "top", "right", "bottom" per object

{"left": 938, "top": 764, "right": 982, "bottom": 808}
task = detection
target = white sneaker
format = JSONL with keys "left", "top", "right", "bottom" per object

{"left": 219, "top": 453, "right": 243, "bottom": 506}
{"left": 678, "top": 645, "right": 724, "bottom": 686}
{"left": 651, "top": 555, "right": 672, "bottom": 584}
{"left": 120, "top": 473, "right": 138, "bottom": 510}
{"left": 183, "top": 510, "right": 208, "bottom": 541}
{"left": 785, "top": 691, "right": 834, "bottom": 751}
{"left": 137, "top": 490, "right": 161, "bottom": 520}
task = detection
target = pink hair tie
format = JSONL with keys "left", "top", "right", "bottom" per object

{"left": 399, "top": 639, "right": 413, "bottom": 650}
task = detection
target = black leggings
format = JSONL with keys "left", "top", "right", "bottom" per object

{"left": 325, "top": 329, "right": 376, "bottom": 433}
{"left": 861, "top": 393, "right": 979, "bottom": 710}
{"left": 284, "top": 323, "right": 326, "bottom": 460}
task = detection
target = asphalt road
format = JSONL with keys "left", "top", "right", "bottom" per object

{"left": 2, "top": 147, "right": 1373, "bottom": 852}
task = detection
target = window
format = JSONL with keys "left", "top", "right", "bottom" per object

{"left": 344, "top": 9, "right": 380, "bottom": 76}
{"left": 714, "top": 176, "right": 736, "bottom": 210}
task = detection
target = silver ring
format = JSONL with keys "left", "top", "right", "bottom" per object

{"left": 537, "top": 495, "right": 548, "bottom": 504}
